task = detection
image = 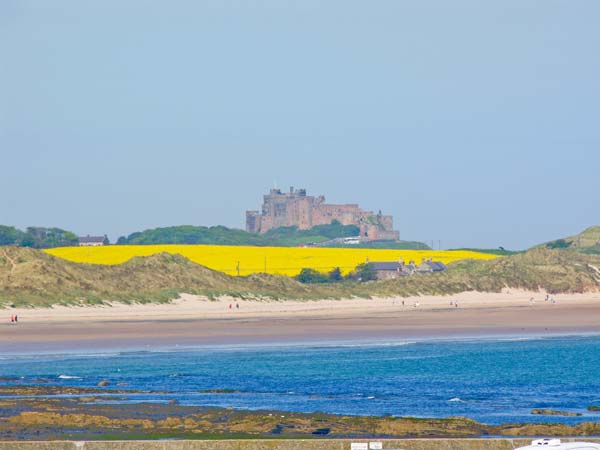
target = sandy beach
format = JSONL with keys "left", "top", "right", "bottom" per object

{"left": 1, "top": 290, "right": 600, "bottom": 352}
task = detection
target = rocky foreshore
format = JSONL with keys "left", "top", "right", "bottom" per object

{"left": 1, "top": 386, "right": 600, "bottom": 441}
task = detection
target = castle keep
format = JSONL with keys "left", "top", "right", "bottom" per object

{"left": 246, "top": 187, "right": 399, "bottom": 241}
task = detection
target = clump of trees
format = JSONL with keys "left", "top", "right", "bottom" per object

{"left": 115, "top": 221, "right": 361, "bottom": 247}
{"left": 353, "top": 262, "right": 378, "bottom": 281}
{"left": 116, "top": 225, "right": 265, "bottom": 246}
{"left": 0, "top": 226, "right": 23, "bottom": 246}
{"left": 0, "top": 225, "right": 79, "bottom": 248}
{"left": 546, "top": 239, "right": 572, "bottom": 249}
{"left": 295, "top": 267, "right": 344, "bottom": 284}
{"left": 295, "top": 263, "right": 377, "bottom": 284}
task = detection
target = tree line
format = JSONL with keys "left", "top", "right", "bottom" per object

{"left": 116, "top": 221, "right": 361, "bottom": 247}
{"left": 295, "top": 263, "right": 378, "bottom": 284}
{"left": 0, "top": 225, "right": 80, "bottom": 249}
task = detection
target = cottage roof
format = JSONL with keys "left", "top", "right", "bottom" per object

{"left": 418, "top": 261, "right": 447, "bottom": 272}
{"left": 426, "top": 261, "right": 447, "bottom": 272}
{"left": 79, "top": 235, "right": 105, "bottom": 243}
{"left": 370, "top": 262, "right": 401, "bottom": 271}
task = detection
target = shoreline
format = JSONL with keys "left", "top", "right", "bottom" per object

{"left": 1, "top": 290, "right": 599, "bottom": 353}
{"left": 3, "top": 331, "right": 600, "bottom": 358}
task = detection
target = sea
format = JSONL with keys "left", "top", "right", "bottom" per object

{"left": 1, "top": 334, "right": 599, "bottom": 425}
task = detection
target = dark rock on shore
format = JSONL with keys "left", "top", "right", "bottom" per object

{"left": 1, "top": 384, "right": 600, "bottom": 441}
{"left": 531, "top": 409, "right": 582, "bottom": 417}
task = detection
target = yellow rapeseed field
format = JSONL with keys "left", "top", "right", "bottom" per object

{"left": 46, "top": 245, "right": 497, "bottom": 276}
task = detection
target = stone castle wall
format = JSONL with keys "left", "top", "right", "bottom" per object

{"left": 246, "top": 187, "right": 399, "bottom": 240}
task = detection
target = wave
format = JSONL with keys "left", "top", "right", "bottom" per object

{"left": 448, "top": 397, "right": 464, "bottom": 402}
{"left": 113, "top": 334, "right": 600, "bottom": 355}
{"left": 58, "top": 375, "right": 82, "bottom": 379}
{"left": 329, "top": 341, "right": 417, "bottom": 348}
{"left": 112, "top": 339, "right": 420, "bottom": 354}
{"left": 5, "top": 334, "right": 600, "bottom": 361}
{"left": 0, "top": 350, "right": 123, "bottom": 362}
{"left": 423, "top": 333, "right": 600, "bottom": 345}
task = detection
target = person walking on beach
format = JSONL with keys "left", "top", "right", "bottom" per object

{"left": 10, "top": 315, "right": 14, "bottom": 324}
{"left": 14, "top": 315, "right": 17, "bottom": 323}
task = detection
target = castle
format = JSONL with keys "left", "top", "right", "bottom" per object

{"left": 246, "top": 187, "right": 399, "bottom": 241}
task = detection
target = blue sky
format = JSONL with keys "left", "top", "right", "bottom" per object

{"left": 1, "top": 1, "right": 598, "bottom": 249}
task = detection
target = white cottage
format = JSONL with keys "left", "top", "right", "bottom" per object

{"left": 78, "top": 235, "right": 106, "bottom": 246}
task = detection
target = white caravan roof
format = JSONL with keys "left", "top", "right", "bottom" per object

{"left": 516, "top": 439, "right": 600, "bottom": 450}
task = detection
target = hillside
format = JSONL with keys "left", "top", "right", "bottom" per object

{"left": 1, "top": 246, "right": 599, "bottom": 307}
{"left": 325, "top": 240, "right": 430, "bottom": 250}
{"left": 538, "top": 226, "right": 600, "bottom": 254}
{"left": 0, "top": 247, "right": 322, "bottom": 307}
{"left": 115, "top": 222, "right": 429, "bottom": 249}
{"left": 373, "top": 248, "right": 600, "bottom": 296}
{"left": 1, "top": 222, "right": 430, "bottom": 250}
{"left": 115, "top": 222, "right": 360, "bottom": 246}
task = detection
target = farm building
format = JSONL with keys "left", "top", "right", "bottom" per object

{"left": 371, "top": 259, "right": 446, "bottom": 280}
{"left": 78, "top": 235, "right": 106, "bottom": 246}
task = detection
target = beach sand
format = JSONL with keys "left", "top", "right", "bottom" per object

{"left": 1, "top": 290, "right": 599, "bottom": 352}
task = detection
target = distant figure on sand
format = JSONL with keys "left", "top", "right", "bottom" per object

{"left": 229, "top": 304, "right": 232, "bottom": 310}
{"left": 236, "top": 303, "right": 239, "bottom": 309}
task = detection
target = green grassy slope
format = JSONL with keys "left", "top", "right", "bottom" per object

{"left": 537, "top": 226, "right": 600, "bottom": 254}
{"left": 0, "top": 247, "right": 319, "bottom": 306}
{"left": 115, "top": 223, "right": 430, "bottom": 249}
{"left": 372, "top": 248, "right": 600, "bottom": 296}
{"left": 324, "top": 240, "right": 430, "bottom": 250}
{"left": 115, "top": 223, "right": 361, "bottom": 246}
{"left": 1, "top": 246, "right": 598, "bottom": 307}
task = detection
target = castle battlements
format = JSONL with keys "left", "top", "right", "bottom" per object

{"left": 246, "top": 187, "right": 399, "bottom": 241}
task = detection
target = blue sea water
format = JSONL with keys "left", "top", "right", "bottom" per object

{"left": 1, "top": 335, "right": 600, "bottom": 425}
